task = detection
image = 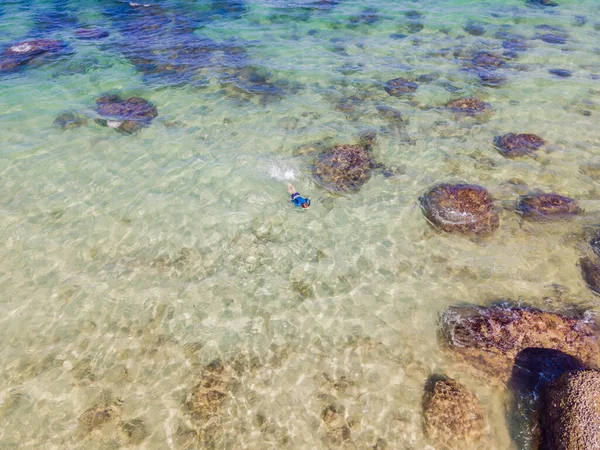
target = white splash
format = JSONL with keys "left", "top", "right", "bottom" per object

{"left": 10, "top": 43, "right": 33, "bottom": 54}
{"left": 267, "top": 161, "right": 296, "bottom": 181}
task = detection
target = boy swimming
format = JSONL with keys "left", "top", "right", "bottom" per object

{"left": 287, "top": 183, "right": 310, "bottom": 209}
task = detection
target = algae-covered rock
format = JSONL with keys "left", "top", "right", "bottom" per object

{"left": 419, "top": 183, "right": 499, "bottom": 236}
{"left": 580, "top": 257, "right": 600, "bottom": 296}
{"left": 540, "top": 370, "right": 600, "bottom": 450}
{"left": 516, "top": 193, "right": 581, "bottom": 221}
{"left": 422, "top": 375, "right": 489, "bottom": 450}
{"left": 384, "top": 77, "right": 418, "bottom": 96}
{"left": 440, "top": 304, "right": 600, "bottom": 382}
{"left": 445, "top": 97, "right": 492, "bottom": 116}
{"left": 493, "top": 133, "right": 545, "bottom": 158}
{"left": 95, "top": 95, "right": 158, "bottom": 134}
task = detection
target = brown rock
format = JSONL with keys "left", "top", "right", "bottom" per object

{"left": 422, "top": 375, "right": 489, "bottom": 449}
{"left": 419, "top": 183, "right": 499, "bottom": 236}
{"left": 445, "top": 97, "right": 492, "bottom": 115}
{"left": 516, "top": 193, "right": 581, "bottom": 221}
{"left": 540, "top": 370, "right": 600, "bottom": 450}
{"left": 95, "top": 95, "right": 158, "bottom": 134}
{"left": 313, "top": 143, "right": 377, "bottom": 193}
{"left": 80, "top": 401, "right": 123, "bottom": 432}
{"left": 493, "top": 133, "right": 545, "bottom": 158}
{"left": 384, "top": 77, "right": 418, "bottom": 96}
{"left": 439, "top": 304, "right": 600, "bottom": 383}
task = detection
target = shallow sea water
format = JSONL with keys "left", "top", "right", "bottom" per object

{"left": 1, "top": 0, "right": 600, "bottom": 448}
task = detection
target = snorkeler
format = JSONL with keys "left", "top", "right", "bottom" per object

{"left": 287, "top": 183, "right": 310, "bottom": 209}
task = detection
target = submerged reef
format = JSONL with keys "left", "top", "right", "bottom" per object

{"left": 419, "top": 184, "right": 499, "bottom": 236}
{"left": 422, "top": 375, "right": 490, "bottom": 449}
{"left": 95, "top": 95, "right": 158, "bottom": 134}
{"left": 0, "top": 39, "right": 68, "bottom": 73}
{"left": 439, "top": 304, "right": 600, "bottom": 383}
{"left": 516, "top": 193, "right": 581, "bottom": 221}
{"left": 493, "top": 133, "right": 545, "bottom": 158}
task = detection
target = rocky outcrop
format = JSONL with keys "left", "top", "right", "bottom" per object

{"left": 419, "top": 184, "right": 499, "bottom": 236}
{"left": 95, "top": 95, "right": 158, "bottom": 134}
{"left": 516, "top": 193, "right": 581, "bottom": 221}
{"left": 540, "top": 370, "right": 600, "bottom": 450}
{"left": 439, "top": 304, "right": 600, "bottom": 383}
{"left": 445, "top": 97, "right": 491, "bottom": 115}
{"left": 422, "top": 375, "right": 489, "bottom": 449}
{"left": 493, "top": 133, "right": 545, "bottom": 158}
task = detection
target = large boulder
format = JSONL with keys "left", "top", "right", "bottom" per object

{"left": 516, "top": 193, "right": 581, "bottom": 221}
{"left": 445, "top": 97, "right": 492, "bottom": 116}
{"left": 0, "top": 39, "right": 67, "bottom": 73}
{"left": 439, "top": 304, "right": 600, "bottom": 383}
{"left": 493, "top": 133, "right": 545, "bottom": 158}
{"left": 95, "top": 95, "right": 158, "bottom": 134}
{"left": 419, "top": 184, "right": 499, "bottom": 236}
{"left": 422, "top": 375, "right": 489, "bottom": 449}
{"left": 540, "top": 370, "right": 600, "bottom": 450}
{"left": 312, "top": 134, "right": 380, "bottom": 193}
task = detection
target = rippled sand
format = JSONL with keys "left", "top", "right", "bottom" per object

{"left": 1, "top": 0, "right": 600, "bottom": 448}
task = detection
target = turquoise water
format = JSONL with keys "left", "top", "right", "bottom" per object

{"left": 1, "top": 0, "right": 600, "bottom": 448}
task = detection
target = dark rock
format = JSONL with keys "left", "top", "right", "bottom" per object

{"left": 540, "top": 370, "right": 600, "bottom": 450}
{"left": 384, "top": 77, "right": 418, "bottom": 96}
{"left": 493, "top": 133, "right": 545, "bottom": 158}
{"left": 439, "top": 304, "right": 600, "bottom": 383}
{"left": 375, "top": 105, "right": 405, "bottom": 123}
{"left": 476, "top": 69, "right": 507, "bottom": 87}
{"left": 516, "top": 193, "right": 581, "bottom": 221}
{"left": 422, "top": 375, "right": 489, "bottom": 449}
{"left": 529, "top": 0, "right": 559, "bottom": 6}
{"left": 549, "top": 69, "right": 572, "bottom": 78}
{"left": 313, "top": 142, "right": 378, "bottom": 193}
{"left": 390, "top": 33, "right": 408, "bottom": 40}
{"left": 471, "top": 52, "right": 506, "bottom": 69}
{"left": 406, "top": 22, "right": 424, "bottom": 33}
{"left": 416, "top": 73, "right": 440, "bottom": 83}
{"left": 445, "top": 97, "right": 491, "bottom": 115}
{"left": 508, "top": 349, "right": 585, "bottom": 450}
{"left": 580, "top": 257, "right": 600, "bottom": 296}
{"left": 464, "top": 22, "right": 486, "bottom": 36}
{"left": 95, "top": 95, "right": 158, "bottom": 133}
{"left": 537, "top": 33, "right": 567, "bottom": 45}
{"left": 419, "top": 184, "right": 499, "bottom": 236}
{"left": 501, "top": 35, "right": 529, "bottom": 52}
{"left": 0, "top": 39, "right": 68, "bottom": 73}
{"left": 75, "top": 27, "right": 109, "bottom": 40}
{"left": 53, "top": 111, "right": 88, "bottom": 130}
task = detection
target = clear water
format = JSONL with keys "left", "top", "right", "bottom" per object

{"left": 1, "top": 0, "right": 600, "bottom": 448}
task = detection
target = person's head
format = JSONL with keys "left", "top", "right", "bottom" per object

{"left": 301, "top": 198, "right": 311, "bottom": 209}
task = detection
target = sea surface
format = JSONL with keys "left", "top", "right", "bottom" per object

{"left": 1, "top": 0, "right": 600, "bottom": 448}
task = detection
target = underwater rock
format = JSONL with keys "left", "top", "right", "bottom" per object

{"left": 464, "top": 21, "right": 486, "bottom": 36}
{"left": 188, "top": 360, "right": 231, "bottom": 423}
{"left": 537, "top": 33, "right": 568, "bottom": 45}
{"left": 375, "top": 104, "right": 406, "bottom": 123}
{"left": 422, "top": 375, "right": 489, "bottom": 449}
{"left": 529, "top": 0, "right": 559, "bottom": 6}
{"left": 120, "top": 418, "right": 148, "bottom": 445}
{"left": 471, "top": 52, "right": 506, "bottom": 69}
{"left": 493, "top": 133, "right": 545, "bottom": 158}
{"left": 508, "top": 348, "right": 585, "bottom": 449}
{"left": 445, "top": 97, "right": 491, "bottom": 116}
{"left": 0, "top": 39, "right": 67, "bottom": 72}
{"left": 312, "top": 135, "right": 380, "bottom": 193}
{"left": 549, "top": 68, "right": 573, "bottom": 78}
{"left": 80, "top": 400, "right": 123, "bottom": 432}
{"left": 53, "top": 111, "right": 88, "bottom": 130}
{"left": 384, "top": 77, "right": 418, "bottom": 96}
{"left": 580, "top": 257, "right": 600, "bottom": 296}
{"left": 321, "top": 404, "right": 352, "bottom": 443}
{"left": 419, "top": 184, "right": 499, "bottom": 236}
{"left": 516, "top": 193, "right": 581, "bottom": 221}
{"left": 75, "top": 27, "right": 109, "bottom": 40}
{"left": 95, "top": 95, "right": 158, "bottom": 134}
{"left": 540, "top": 370, "right": 600, "bottom": 450}
{"left": 476, "top": 69, "right": 507, "bottom": 87}
{"left": 499, "top": 34, "right": 529, "bottom": 53}
{"left": 590, "top": 230, "right": 600, "bottom": 259}
{"left": 439, "top": 304, "right": 600, "bottom": 383}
